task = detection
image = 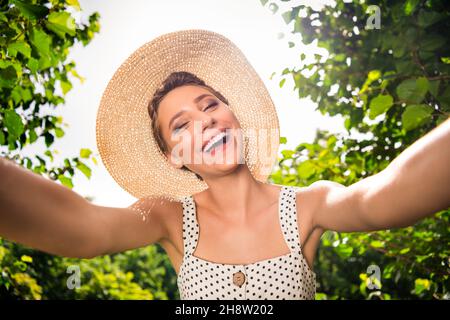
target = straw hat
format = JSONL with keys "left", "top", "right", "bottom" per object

{"left": 96, "top": 29, "right": 280, "bottom": 201}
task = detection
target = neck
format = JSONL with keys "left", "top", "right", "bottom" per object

{"left": 195, "top": 164, "right": 276, "bottom": 223}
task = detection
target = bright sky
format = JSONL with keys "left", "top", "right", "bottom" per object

{"left": 21, "top": 0, "right": 344, "bottom": 207}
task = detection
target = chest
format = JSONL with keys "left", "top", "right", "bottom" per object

{"left": 160, "top": 186, "right": 317, "bottom": 276}
{"left": 191, "top": 207, "right": 294, "bottom": 265}
{"left": 178, "top": 251, "right": 316, "bottom": 300}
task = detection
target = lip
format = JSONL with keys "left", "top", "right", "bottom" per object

{"left": 202, "top": 128, "right": 228, "bottom": 152}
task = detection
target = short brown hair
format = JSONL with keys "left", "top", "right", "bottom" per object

{"left": 148, "top": 71, "right": 229, "bottom": 180}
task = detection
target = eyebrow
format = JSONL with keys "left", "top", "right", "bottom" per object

{"left": 168, "top": 93, "right": 214, "bottom": 130}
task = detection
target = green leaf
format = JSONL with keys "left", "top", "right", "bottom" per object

{"left": 436, "top": 115, "right": 448, "bottom": 126}
{"left": 29, "top": 128, "right": 38, "bottom": 143}
{"left": 360, "top": 70, "right": 382, "bottom": 94}
{"left": 417, "top": 10, "right": 445, "bottom": 27}
{"left": 368, "top": 70, "right": 381, "bottom": 82}
{"left": 0, "top": 60, "right": 22, "bottom": 76}
{"left": 326, "top": 135, "right": 337, "bottom": 147}
{"left": 396, "top": 77, "right": 429, "bottom": 103}
{"left": 281, "top": 10, "right": 293, "bottom": 24}
{"left": 279, "top": 136, "right": 287, "bottom": 144}
{"left": 344, "top": 117, "right": 351, "bottom": 130}
{"left": 416, "top": 255, "right": 429, "bottom": 263}
{"left": 66, "top": 0, "right": 81, "bottom": 11}
{"left": 437, "top": 86, "right": 450, "bottom": 108}
{"left": 29, "top": 27, "right": 52, "bottom": 58}
{"left": 0, "top": 12, "right": 7, "bottom": 22}
{"left": 269, "top": 71, "right": 276, "bottom": 80}
{"left": 25, "top": 158, "right": 32, "bottom": 169}
{"left": 421, "top": 35, "right": 446, "bottom": 51}
{"left": 38, "top": 54, "right": 52, "bottom": 70}
{"left": 399, "top": 247, "right": 410, "bottom": 254}
{"left": 36, "top": 155, "right": 46, "bottom": 166}
{"left": 404, "top": 0, "right": 420, "bottom": 15}
{"left": 297, "top": 160, "right": 316, "bottom": 179}
{"left": 414, "top": 278, "right": 431, "bottom": 295}
{"left": 10, "top": 0, "right": 49, "bottom": 20}
{"left": 0, "top": 65, "right": 18, "bottom": 88}
{"left": 14, "top": 260, "right": 27, "bottom": 271}
{"left": 401, "top": 104, "right": 432, "bottom": 131}
{"left": 76, "top": 161, "right": 92, "bottom": 179}
{"left": 395, "top": 59, "right": 411, "bottom": 74}
{"left": 4, "top": 109, "right": 24, "bottom": 138}
{"left": 369, "top": 94, "right": 394, "bottom": 119}
{"left": 58, "top": 175, "right": 73, "bottom": 188}
{"left": 428, "top": 80, "right": 440, "bottom": 97}
{"left": 44, "top": 132, "right": 54, "bottom": 147}
{"left": 44, "top": 150, "right": 53, "bottom": 162}
{"left": 370, "top": 240, "right": 384, "bottom": 248}
{"left": 20, "top": 255, "right": 33, "bottom": 263}
{"left": 26, "top": 57, "right": 39, "bottom": 74}
{"left": 10, "top": 86, "right": 32, "bottom": 105}
{"left": 336, "top": 245, "right": 353, "bottom": 258}
{"left": 441, "top": 57, "right": 450, "bottom": 64}
{"left": 281, "top": 149, "right": 294, "bottom": 158}
{"left": 419, "top": 50, "right": 435, "bottom": 61}
{"left": 281, "top": 68, "right": 290, "bottom": 75}
{"left": 80, "top": 148, "right": 92, "bottom": 158}
{"left": 416, "top": 77, "right": 430, "bottom": 94}
{"left": 54, "top": 127, "right": 65, "bottom": 138}
{"left": 279, "top": 78, "right": 286, "bottom": 88}
{"left": 334, "top": 53, "right": 346, "bottom": 62}
{"left": 7, "top": 41, "right": 31, "bottom": 58}
{"left": 393, "top": 41, "right": 407, "bottom": 58}
{"left": 45, "top": 12, "right": 76, "bottom": 39}
{"left": 0, "top": 130, "right": 5, "bottom": 145}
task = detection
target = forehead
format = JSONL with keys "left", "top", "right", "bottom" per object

{"left": 158, "top": 85, "right": 213, "bottom": 119}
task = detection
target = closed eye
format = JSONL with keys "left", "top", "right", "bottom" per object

{"left": 174, "top": 102, "right": 218, "bottom": 132}
{"left": 174, "top": 122, "right": 188, "bottom": 132}
{"left": 204, "top": 102, "right": 218, "bottom": 111}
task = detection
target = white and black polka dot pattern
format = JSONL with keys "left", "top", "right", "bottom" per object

{"left": 177, "top": 185, "right": 316, "bottom": 300}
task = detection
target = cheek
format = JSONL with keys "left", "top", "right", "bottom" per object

{"left": 224, "top": 109, "right": 241, "bottom": 127}
{"left": 167, "top": 131, "right": 196, "bottom": 159}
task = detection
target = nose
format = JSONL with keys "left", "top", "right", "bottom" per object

{"left": 200, "top": 115, "right": 215, "bottom": 133}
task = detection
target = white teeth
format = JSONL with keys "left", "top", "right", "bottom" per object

{"left": 204, "top": 132, "right": 227, "bottom": 153}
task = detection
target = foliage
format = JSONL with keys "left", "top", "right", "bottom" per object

{"left": 1, "top": 0, "right": 449, "bottom": 300}
{"left": 0, "top": 0, "right": 99, "bottom": 185}
{"left": 0, "top": 237, "right": 179, "bottom": 300}
{"left": 0, "top": 0, "right": 177, "bottom": 301}
{"left": 264, "top": 0, "right": 450, "bottom": 299}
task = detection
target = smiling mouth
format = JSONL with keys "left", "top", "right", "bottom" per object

{"left": 202, "top": 131, "right": 230, "bottom": 153}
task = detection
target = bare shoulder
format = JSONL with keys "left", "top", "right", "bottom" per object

{"left": 298, "top": 180, "right": 346, "bottom": 208}
{"left": 293, "top": 181, "right": 343, "bottom": 237}
{"left": 297, "top": 180, "right": 347, "bottom": 231}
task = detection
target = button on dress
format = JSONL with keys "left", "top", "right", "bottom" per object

{"left": 177, "top": 185, "right": 316, "bottom": 300}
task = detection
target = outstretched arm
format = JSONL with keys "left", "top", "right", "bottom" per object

{"left": 0, "top": 157, "right": 169, "bottom": 258}
{"left": 310, "top": 117, "right": 450, "bottom": 233}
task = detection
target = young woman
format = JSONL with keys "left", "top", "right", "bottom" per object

{"left": 0, "top": 30, "right": 449, "bottom": 300}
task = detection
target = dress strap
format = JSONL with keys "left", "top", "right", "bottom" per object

{"left": 279, "top": 186, "right": 302, "bottom": 253}
{"left": 181, "top": 195, "right": 199, "bottom": 256}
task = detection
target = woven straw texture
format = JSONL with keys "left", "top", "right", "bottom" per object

{"left": 96, "top": 29, "right": 280, "bottom": 201}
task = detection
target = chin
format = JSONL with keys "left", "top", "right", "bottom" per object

{"left": 205, "top": 162, "right": 244, "bottom": 178}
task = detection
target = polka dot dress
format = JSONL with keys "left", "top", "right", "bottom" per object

{"left": 177, "top": 185, "right": 316, "bottom": 300}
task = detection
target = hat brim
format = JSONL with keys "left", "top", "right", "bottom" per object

{"left": 96, "top": 29, "right": 280, "bottom": 201}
